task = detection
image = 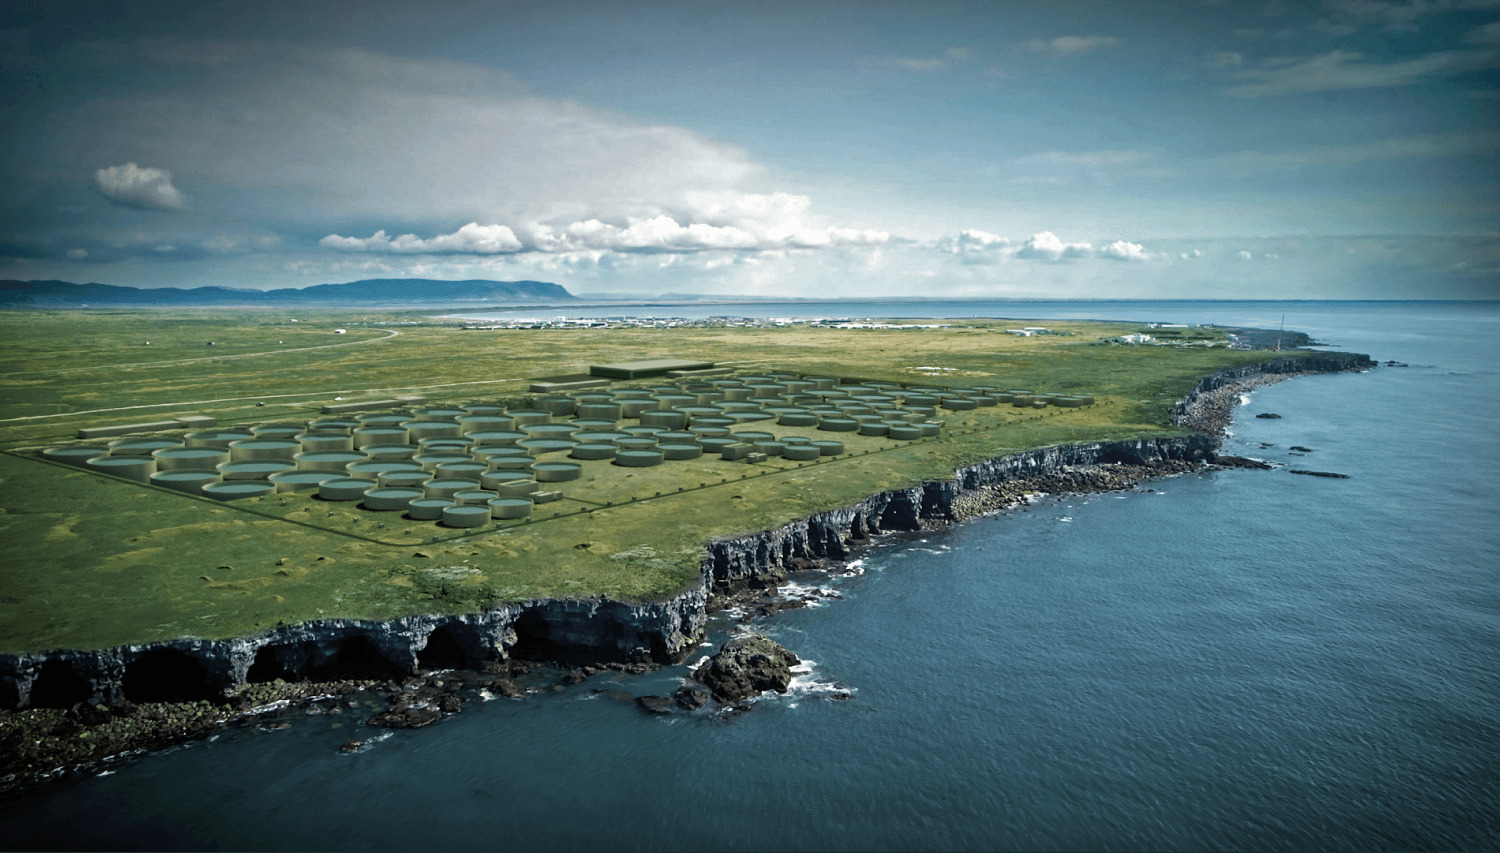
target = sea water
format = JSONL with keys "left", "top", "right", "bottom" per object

{"left": 3, "top": 301, "right": 1496, "bottom": 851}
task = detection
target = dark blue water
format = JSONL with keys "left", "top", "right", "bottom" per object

{"left": 4, "top": 301, "right": 1497, "bottom": 851}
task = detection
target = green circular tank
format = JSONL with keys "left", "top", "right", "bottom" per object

{"left": 488, "top": 497, "right": 533, "bottom": 519}
{"left": 85, "top": 454, "right": 155, "bottom": 482}
{"left": 368, "top": 442, "right": 425, "bottom": 458}
{"left": 202, "top": 481, "right": 276, "bottom": 501}
{"left": 184, "top": 429, "right": 253, "bottom": 449}
{"left": 152, "top": 468, "right": 221, "bottom": 494}
{"left": 534, "top": 461, "right": 583, "bottom": 481}
{"left": 217, "top": 460, "right": 294, "bottom": 480}
{"left": 293, "top": 450, "right": 366, "bottom": 472}
{"left": 154, "top": 446, "right": 230, "bottom": 471}
{"left": 812, "top": 440, "right": 845, "bottom": 456}
{"left": 441, "top": 504, "right": 491, "bottom": 528}
{"left": 614, "top": 449, "right": 664, "bottom": 467}
{"left": 570, "top": 443, "right": 617, "bottom": 460}
{"left": 660, "top": 444, "right": 703, "bottom": 461}
{"left": 108, "top": 437, "right": 182, "bottom": 456}
{"left": 407, "top": 498, "right": 452, "bottom": 520}
{"left": 43, "top": 445, "right": 110, "bottom": 466}
{"left": 364, "top": 487, "right": 424, "bottom": 511}
{"left": 376, "top": 470, "right": 432, "bottom": 489}
{"left": 424, "top": 478, "right": 482, "bottom": 499}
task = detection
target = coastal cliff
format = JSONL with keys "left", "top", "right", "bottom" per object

{"left": 0, "top": 350, "right": 1372, "bottom": 711}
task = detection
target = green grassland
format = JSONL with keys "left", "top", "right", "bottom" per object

{"left": 0, "top": 309, "right": 1278, "bottom": 654}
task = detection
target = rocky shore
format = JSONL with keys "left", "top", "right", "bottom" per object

{"left": 0, "top": 349, "right": 1373, "bottom": 798}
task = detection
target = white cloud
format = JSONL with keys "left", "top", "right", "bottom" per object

{"left": 1224, "top": 49, "right": 1500, "bottom": 97}
{"left": 1099, "top": 240, "right": 1149, "bottom": 261}
{"left": 1238, "top": 250, "right": 1254, "bottom": 260}
{"left": 1207, "top": 51, "right": 1244, "bottom": 69}
{"left": 321, "top": 222, "right": 524, "bottom": 254}
{"left": 1026, "top": 36, "right": 1121, "bottom": 57}
{"left": 93, "top": 162, "right": 186, "bottom": 211}
{"left": 1219, "top": 131, "right": 1500, "bottom": 170}
{"left": 66, "top": 248, "right": 88, "bottom": 260}
{"left": 1179, "top": 248, "right": 1204, "bottom": 259}
{"left": 1015, "top": 231, "right": 1094, "bottom": 260}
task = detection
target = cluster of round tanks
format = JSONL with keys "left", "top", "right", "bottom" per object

{"left": 41, "top": 373, "right": 1091, "bottom": 525}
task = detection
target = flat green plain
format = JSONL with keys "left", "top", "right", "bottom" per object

{"left": 0, "top": 309, "right": 1285, "bottom": 654}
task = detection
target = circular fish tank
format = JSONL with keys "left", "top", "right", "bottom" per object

{"left": 812, "top": 440, "right": 845, "bottom": 456}
{"left": 296, "top": 432, "right": 354, "bottom": 452}
{"left": 153, "top": 446, "right": 231, "bottom": 471}
{"left": 268, "top": 470, "right": 340, "bottom": 492}
{"left": 818, "top": 418, "right": 859, "bottom": 432}
{"left": 250, "top": 424, "right": 302, "bottom": 439}
{"left": 698, "top": 437, "right": 736, "bottom": 455}
{"left": 356, "top": 413, "right": 411, "bottom": 426}
{"left": 783, "top": 445, "right": 821, "bottom": 461}
{"left": 857, "top": 423, "right": 889, "bottom": 437}
{"left": 457, "top": 415, "right": 515, "bottom": 434}
{"left": 352, "top": 427, "right": 409, "bottom": 448}
{"left": 488, "top": 497, "right": 533, "bottom": 519}
{"left": 424, "top": 478, "right": 482, "bottom": 499}
{"left": 217, "top": 460, "right": 295, "bottom": 480}
{"left": 441, "top": 504, "right": 491, "bottom": 528}
{"left": 752, "top": 440, "right": 787, "bottom": 457}
{"left": 401, "top": 421, "right": 462, "bottom": 441}
{"left": 888, "top": 425, "right": 923, "bottom": 440}
{"left": 108, "top": 437, "right": 182, "bottom": 456}
{"left": 519, "top": 438, "right": 577, "bottom": 456}
{"left": 534, "top": 461, "right": 582, "bottom": 482}
{"left": 407, "top": 498, "right": 453, "bottom": 520}
{"left": 614, "top": 449, "right": 664, "bottom": 467}
{"left": 412, "top": 453, "right": 472, "bottom": 472}
{"left": 570, "top": 443, "right": 617, "bottom": 460}
{"left": 184, "top": 429, "right": 253, "bottom": 449}
{"left": 491, "top": 478, "right": 539, "bottom": 498}
{"left": 43, "top": 445, "right": 111, "bottom": 466}
{"left": 469, "top": 430, "right": 527, "bottom": 447}
{"left": 660, "top": 444, "right": 703, "bottom": 461}
{"left": 524, "top": 423, "right": 579, "bottom": 438}
{"left": 293, "top": 450, "right": 366, "bottom": 472}
{"left": 639, "top": 410, "right": 687, "bottom": 429}
{"left": 417, "top": 407, "right": 468, "bottom": 421}
{"left": 918, "top": 422, "right": 943, "bottom": 436}
{"left": 621, "top": 425, "right": 665, "bottom": 436}
{"left": 202, "top": 480, "right": 276, "bottom": 501}
{"left": 361, "top": 443, "right": 419, "bottom": 460}
{"left": 473, "top": 445, "right": 530, "bottom": 462}
{"left": 507, "top": 410, "right": 551, "bottom": 427}
{"left": 363, "top": 487, "right": 425, "bottom": 511}
{"left": 489, "top": 457, "right": 536, "bottom": 472}
{"left": 575, "top": 403, "right": 622, "bottom": 421}
{"left": 615, "top": 437, "right": 658, "bottom": 450}
{"left": 453, "top": 489, "right": 498, "bottom": 505}
{"left": 346, "top": 460, "right": 425, "bottom": 480}
{"left": 461, "top": 405, "right": 506, "bottom": 416}
{"left": 535, "top": 396, "right": 577, "bottom": 416}
{"left": 151, "top": 468, "right": 222, "bottom": 494}
{"left": 84, "top": 455, "right": 155, "bottom": 482}
{"left": 310, "top": 419, "right": 360, "bottom": 433}
{"left": 319, "top": 478, "right": 374, "bottom": 501}
{"left": 777, "top": 413, "right": 818, "bottom": 427}
{"left": 377, "top": 470, "right": 432, "bottom": 489}
{"left": 435, "top": 461, "right": 489, "bottom": 479}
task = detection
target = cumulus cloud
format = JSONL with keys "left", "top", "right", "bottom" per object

{"left": 1179, "top": 248, "right": 1204, "bottom": 260}
{"left": 1015, "top": 231, "right": 1094, "bottom": 260}
{"left": 321, "top": 222, "right": 523, "bottom": 254}
{"left": 1238, "top": 250, "right": 1254, "bottom": 260}
{"left": 325, "top": 206, "right": 887, "bottom": 257}
{"left": 1026, "top": 36, "right": 1121, "bottom": 57}
{"left": 1099, "top": 240, "right": 1149, "bottom": 261}
{"left": 93, "top": 162, "right": 186, "bottom": 210}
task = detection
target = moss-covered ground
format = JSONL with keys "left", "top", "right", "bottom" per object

{"left": 0, "top": 309, "right": 1282, "bottom": 654}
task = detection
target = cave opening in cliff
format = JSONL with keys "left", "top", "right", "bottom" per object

{"left": 508, "top": 609, "right": 555, "bottom": 661}
{"left": 310, "top": 636, "right": 405, "bottom": 681}
{"left": 29, "top": 659, "right": 92, "bottom": 708}
{"left": 417, "top": 625, "right": 475, "bottom": 670}
{"left": 123, "top": 649, "right": 219, "bottom": 704}
{"left": 246, "top": 645, "right": 299, "bottom": 683}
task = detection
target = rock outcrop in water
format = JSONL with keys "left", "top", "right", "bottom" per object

{"left": 693, "top": 634, "right": 800, "bottom": 703}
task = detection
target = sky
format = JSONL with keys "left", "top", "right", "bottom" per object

{"left": 1, "top": 0, "right": 1498, "bottom": 299}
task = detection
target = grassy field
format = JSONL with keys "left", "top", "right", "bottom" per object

{"left": 0, "top": 309, "right": 1282, "bottom": 654}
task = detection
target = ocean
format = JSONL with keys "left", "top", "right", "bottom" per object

{"left": 2, "top": 301, "right": 1496, "bottom": 851}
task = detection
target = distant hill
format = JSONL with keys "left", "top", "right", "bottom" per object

{"left": 0, "top": 278, "right": 575, "bottom": 307}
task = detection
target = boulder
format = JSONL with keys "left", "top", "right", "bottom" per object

{"left": 693, "top": 634, "right": 800, "bottom": 703}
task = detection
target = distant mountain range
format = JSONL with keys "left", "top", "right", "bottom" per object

{"left": 0, "top": 278, "right": 576, "bottom": 306}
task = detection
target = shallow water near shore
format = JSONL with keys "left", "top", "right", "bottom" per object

{"left": 3, "top": 301, "right": 1497, "bottom": 851}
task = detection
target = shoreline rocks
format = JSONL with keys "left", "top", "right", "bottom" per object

{"left": 692, "top": 634, "right": 800, "bottom": 703}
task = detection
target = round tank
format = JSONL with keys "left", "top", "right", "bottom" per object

{"left": 453, "top": 489, "right": 498, "bottom": 506}
{"left": 689, "top": 426, "right": 730, "bottom": 438}
{"left": 417, "top": 407, "right": 468, "bottom": 421}
{"left": 293, "top": 450, "right": 366, "bottom": 472}
{"left": 783, "top": 445, "right": 821, "bottom": 461}
{"left": 401, "top": 420, "right": 462, "bottom": 441}
{"left": 202, "top": 481, "right": 276, "bottom": 501}
{"left": 44, "top": 445, "right": 113, "bottom": 467}
{"left": 941, "top": 397, "right": 978, "bottom": 411}
{"left": 108, "top": 437, "right": 182, "bottom": 456}
{"left": 535, "top": 396, "right": 577, "bottom": 416}
{"left": 489, "top": 457, "right": 535, "bottom": 472}
{"left": 1032, "top": 399, "right": 1049, "bottom": 408}
{"left": 361, "top": 443, "right": 419, "bottom": 460}
{"left": 818, "top": 418, "right": 859, "bottom": 432}
{"left": 778, "top": 412, "right": 818, "bottom": 427}
{"left": 418, "top": 437, "right": 474, "bottom": 452}
{"left": 888, "top": 424, "right": 923, "bottom": 440}
{"left": 617, "top": 400, "right": 654, "bottom": 418}
{"left": 574, "top": 430, "right": 629, "bottom": 444}
{"left": 377, "top": 470, "right": 432, "bottom": 489}
{"left": 731, "top": 430, "right": 773, "bottom": 442}
{"left": 812, "top": 440, "right": 845, "bottom": 456}
{"left": 411, "top": 453, "right": 471, "bottom": 472}
{"left": 217, "top": 460, "right": 295, "bottom": 480}
{"left": 615, "top": 437, "right": 658, "bottom": 450}
{"left": 407, "top": 498, "right": 453, "bottom": 520}
{"left": 918, "top": 422, "right": 943, "bottom": 436}
{"left": 481, "top": 470, "right": 531, "bottom": 491}
{"left": 352, "top": 426, "right": 408, "bottom": 448}
{"left": 488, "top": 497, "right": 533, "bottom": 519}
{"left": 310, "top": 419, "right": 360, "bottom": 433}
{"left": 85, "top": 454, "right": 155, "bottom": 482}
{"left": 570, "top": 443, "right": 617, "bottom": 460}
{"left": 698, "top": 437, "right": 736, "bottom": 455}
{"left": 356, "top": 413, "right": 411, "bottom": 426}
{"left": 457, "top": 415, "right": 514, "bottom": 434}
{"left": 435, "top": 461, "right": 489, "bottom": 479}
{"left": 520, "top": 438, "right": 577, "bottom": 456}
{"left": 659, "top": 444, "right": 703, "bottom": 461}
{"left": 461, "top": 404, "right": 506, "bottom": 416}
{"left": 615, "top": 449, "right": 665, "bottom": 467}
{"left": 622, "top": 425, "right": 665, "bottom": 436}
{"left": 807, "top": 377, "right": 838, "bottom": 390}
{"left": 424, "top": 478, "right": 482, "bottom": 499}
{"left": 363, "top": 487, "right": 424, "bottom": 511}
{"left": 297, "top": 432, "right": 354, "bottom": 452}
{"left": 690, "top": 416, "right": 736, "bottom": 428}
{"left": 508, "top": 411, "right": 551, "bottom": 427}
{"left": 153, "top": 446, "right": 230, "bottom": 471}
{"left": 569, "top": 418, "right": 617, "bottom": 431}
{"left": 184, "top": 429, "right": 253, "bottom": 449}
{"left": 971, "top": 395, "right": 997, "bottom": 408}
{"left": 346, "top": 459, "right": 425, "bottom": 480}
{"left": 718, "top": 443, "right": 753, "bottom": 460}
{"left": 250, "top": 424, "right": 302, "bottom": 439}
{"left": 753, "top": 440, "right": 787, "bottom": 457}
{"left": 1011, "top": 396, "right": 1035, "bottom": 407}
{"left": 226, "top": 436, "right": 297, "bottom": 463}
{"left": 639, "top": 410, "right": 687, "bottom": 429}
{"left": 524, "top": 423, "right": 578, "bottom": 438}
{"left": 151, "top": 468, "right": 222, "bottom": 494}
{"left": 441, "top": 505, "right": 491, "bottom": 528}
{"left": 468, "top": 430, "right": 526, "bottom": 446}
{"left": 719, "top": 387, "right": 753, "bottom": 401}
{"left": 473, "top": 445, "right": 530, "bottom": 462}
{"left": 654, "top": 431, "right": 699, "bottom": 445}
{"left": 269, "top": 470, "right": 340, "bottom": 492}
{"left": 533, "top": 461, "right": 582, "bottom": 482}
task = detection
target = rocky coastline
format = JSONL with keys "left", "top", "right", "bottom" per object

{"left": 0, "top": 349, "right": 1373, "bottom": 798}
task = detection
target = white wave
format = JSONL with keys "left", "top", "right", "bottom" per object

{"left": 247, "top": 699, "right": 292, "bottom": 715}
{"left": 1239, "top": 394, "right": 1252, "bottom": 405}
{"left": 1059, "top": 517, "right": 1073, "bottom": 522}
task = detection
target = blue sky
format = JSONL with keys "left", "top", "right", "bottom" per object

{"left": 2, "top": 0, "right": 1497, "bottom": 298}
